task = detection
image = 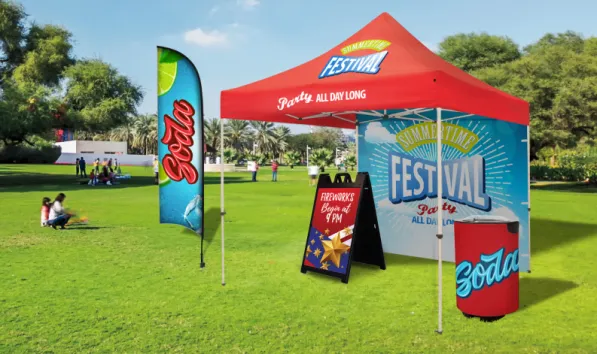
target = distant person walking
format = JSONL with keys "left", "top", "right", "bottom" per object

{"left": 93, "top": 158, "right": 99, "bottom": 174}
{"left": 79, "top": 157, "right": 87, "bottom": 178}
{"left": 308, "top": 165, "right": 319, "bottom": 186}
{"left": 75, "top": 158, "right": 80, "bottom": 177}
{"left": 271, "top": 160, "right": 279, "bottom": 182}
{"left": 108, "top": 158, "right": 113, "bottom": 172}
{"left": 250, "top": 161, "right": 259, "bottom": 182}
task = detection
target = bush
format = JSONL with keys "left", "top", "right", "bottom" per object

{"left": 0, "top": 144, "right": 62, "bottom": 164}
{"left": 530, "top": 157, "right": 597, "bottom": 183}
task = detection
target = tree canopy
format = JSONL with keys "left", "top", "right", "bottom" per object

{"left": 0, "top": 0, "right": 142, "bottom": 146}
{"left": 437, "top": 33, "right": 521, "bottom": 72}
{"left": 438, "top": 31, "right": 597, "bottom": 158}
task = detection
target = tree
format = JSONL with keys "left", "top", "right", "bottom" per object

{"left": 132, "top": 114, "right": 157, "bottom": 155}
{"left": 223, "top": 147, "right": 241, "bottom": 164}
{"left": 224, "top": 119, "right": 252, "bottom": 152}
{"left": 272, "top": 125, "right": 291, "bottom": 159}
{"left": 437, "top": 33, "right": 521, "bottom": 72}
{"left": 471, "top": 34, "right": 597, "bottom": 157}
{"left": 250, "top": 121, "right": 276, "bottom": 155}
{"left": 345, "top": 154, "right": 357, "bottom": 171}
{"left": 0, "top": 80, "right": 58, "bottom": 145}
{"left": 1, "top": 1, "right": 142, "bottom": 148}
{"left": 12, "top": 24, "right": 74, "bottom": 86}
{"left": 284, "top": 151, "right": 301, "bottom": 168}
{"left": 204, "top": 117, "right": 221, "bottom": 157}
{"left": 109, "top": 120, "right": 135, "bottom": 153}
{"left": 64, "top": 60, "right": 143, "bottom": 132}
{"left": 287, "top": 133, "right": 316, "bottom": 159}
{"left": 310, "top": 148, "right": 334, "bottom": 172}
{"left": 523, "top": 31, "right": 584, "bottom": 55}
{"left": 311, "top": 127, "right": 345, "bottom": 151}
{"left": 0, "top": 0, "right": 27, "bottom": 80}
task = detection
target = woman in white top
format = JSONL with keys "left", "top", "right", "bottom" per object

{"left": 48, "top": 193, "right": 71, "bottom": 229}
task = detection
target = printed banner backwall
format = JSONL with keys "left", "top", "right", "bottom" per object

{"left": 357, "top": 109, "right": 530, "bottom": 272}
{"left": 157, "top": 47, "right": 204, "bottom": 234}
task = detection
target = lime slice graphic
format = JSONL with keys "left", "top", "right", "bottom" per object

{"left": 158, "top": 162, "right": 171, "bottom": 187}
{"left": 158, "top": 60, "right": 177, "bottom": 97}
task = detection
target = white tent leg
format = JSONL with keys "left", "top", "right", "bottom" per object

{"left": 220, "top": 118, "right": 226, "bottom": 286}
{"left": 527, "top": 126, "right": 531, "bottom": 272}
{"left": 355, "top": 122, "right": 359, "bottom": 171}
{"left": 436, "top": 108, "right": 443, "bottom": 334}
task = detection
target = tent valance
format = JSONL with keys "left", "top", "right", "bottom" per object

{"left": 220, "top": 12, "right": 529, "bottom": 129}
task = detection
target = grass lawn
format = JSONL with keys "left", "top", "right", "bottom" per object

{"left": 1, "top": 164, "right": 597, "bottom": 353}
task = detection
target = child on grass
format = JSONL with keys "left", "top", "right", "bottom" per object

{"left": 40, "top": 197, "right": 51, "bottom": 227}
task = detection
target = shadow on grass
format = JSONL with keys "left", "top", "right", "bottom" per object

{"left": 383, "top": 253, "right": 436, "bottom": 266}
{"left": 0, "top": 173, "right": 250, "bottom": 192}
{"left": 181, "top": 208, "right": 221, "bottom": 265}
{"left": 60, "top": 226, "right": 109, "bottom": 230}
{"left": 519, "top": 277, "right": 578, "bottom": 311}
{"left": 531, "top": 182, "right": 597, "bottom": 193}
{"left": 531, "top": 218, "right": 597, "bottom": 255}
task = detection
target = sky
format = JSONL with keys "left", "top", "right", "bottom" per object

{"left": 20, "top": 0, "right": 597, "bottom": 134}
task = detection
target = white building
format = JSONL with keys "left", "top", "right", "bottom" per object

{"left": 55, "top": 140, "right": 127, "bottom": 155}
{"left": 54, "top": 140, "right": 156, "bottom": 166}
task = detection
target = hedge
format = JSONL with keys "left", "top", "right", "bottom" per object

{"left": 530, "top": 161, "right": 597, "bottom": 184}
{"left": 0, "top": 144, "right": 62, "bottom": 164}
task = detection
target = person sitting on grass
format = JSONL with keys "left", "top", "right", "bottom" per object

{"left": 47, "top": 193, "right": 71, "bottom": 229}
{"left": 101, "top": 166, "right": 112, "bottom": 185}
{"left": 40, "top": 197, "right": 51, "bottom": 227}
{"left": 88, "top": 170, "right": 97, "bottom": 186}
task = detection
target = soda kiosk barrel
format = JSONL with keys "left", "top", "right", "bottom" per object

{"left": 454, "top": 216, "right": 520, "bottom": 322}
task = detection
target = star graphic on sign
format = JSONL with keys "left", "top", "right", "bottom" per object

{"left": 313, "top": 248, "right": 322, "bottom": 258}
{"left": 321, "top": 234, "right": 350, "bottom": 268}
{"left": 320, "top": 262, "right": 329, "bottom": 270}
{"left": 310, "top": 239, "right": 315, "bottom": 245}
{"left": 319, "top": 234, "right": 324, "bottom": 240}
{"left": 324, "top": 229, "right": 330, "bottom": 235}
{"left": 306, "top": 245, "right": 312, "bottom": 257}
{"left": 343, "top": 226, "right": 352, "bottom": 235}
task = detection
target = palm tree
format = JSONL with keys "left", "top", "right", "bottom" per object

{"left": 272, "top": 125, "right": 291, "bottom": 160}
{"left": 146, "top": 115, "right": 158, "bottom": 155}
{"left": 284, "top": 150, "right": 301, "bottom": 168}
{"left": 92, "top": 132, "right": 110, "bottom": 141}
{"left": 250, "top": 121, "right": 276, "bottom": 155}
{"left": 109, "top": 121, "right": 135, "bottom": 153}
{"left": 204, "top": 117, "right": 222, "bottom": 158}
{"left": 310, "top": 148, "right": 334, "bottom": 172}
{"left": 345, "top": 154, "right": 357, "bottom": 171}
{"left": 225, "top": 120, "right": 252, "bottom": 152}
{"left": 133, "top": 114, "right": 157, "bottom": 155}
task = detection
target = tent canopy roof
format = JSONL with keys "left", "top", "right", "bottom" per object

{"left": 220, "top": 12, "right": 529, "bottom": 129}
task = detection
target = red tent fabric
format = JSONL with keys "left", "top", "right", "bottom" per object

{"left": 220, "top": 12, "right": 529, "bottom": 129}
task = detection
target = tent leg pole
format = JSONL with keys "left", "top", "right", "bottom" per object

{"left": 220, "top": 118, "right": 226, "bottom": 286}
{"left": 355, "top": 123, "right": 359, "bottom": 172}
{"left": 436, "top": 108, "right": 443, "bottom": 335}
{"left": 527, "top": 126, "right": 531, "bottom": 272}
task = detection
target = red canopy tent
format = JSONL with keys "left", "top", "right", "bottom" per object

{"left": 219, "top": 12, "right": 530, "bottom": 334}
{"left": 220, "top": 12, "right": 528, "bottom": 127}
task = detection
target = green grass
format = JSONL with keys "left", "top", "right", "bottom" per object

{"left": 1, "top": 164, "right": 597, "bottom": 353}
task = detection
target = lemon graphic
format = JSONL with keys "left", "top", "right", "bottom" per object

{"left": 158, "top": 162, "right": 171, "bottom": 187}
{"left": 157, "top": 48, "right": 181, "bottom": 96}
